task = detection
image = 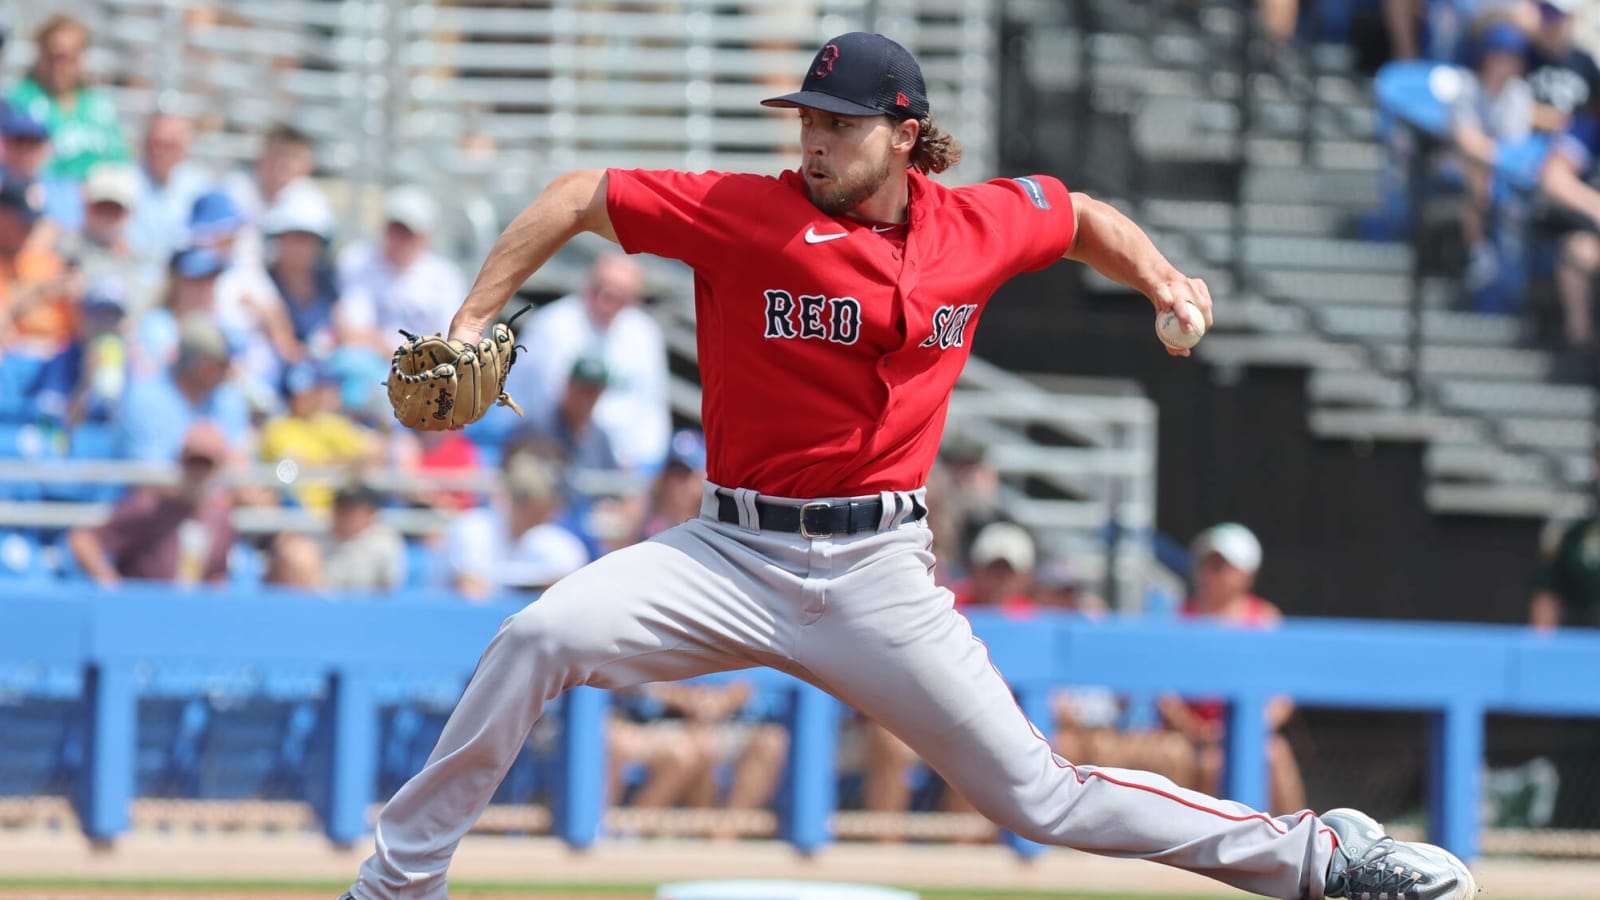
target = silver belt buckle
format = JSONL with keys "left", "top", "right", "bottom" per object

{"left": 798, "top": 501, "right": 834, "bottom": 540}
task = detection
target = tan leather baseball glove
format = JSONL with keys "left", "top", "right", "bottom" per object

{"left": 386, "top": 321, "right": 524, "bottom": 431}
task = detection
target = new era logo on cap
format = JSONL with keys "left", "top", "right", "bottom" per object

{"left": 762, "top": 32, "right": 930, "bottom": 121}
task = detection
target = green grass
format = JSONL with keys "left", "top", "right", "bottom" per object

{"left": 0, "top": 878, "right": 1231, "bottom": 899}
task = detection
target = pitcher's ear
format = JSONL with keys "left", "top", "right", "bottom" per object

{"left": 894, "top": 116, "right": 921, "bottom": 152}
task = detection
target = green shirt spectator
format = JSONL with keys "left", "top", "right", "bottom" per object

{"left": 1531, "top": 517, "right": 1600, "bottom": 630}
{"left": 9, "top": 14, "right": 130, "bottom": 182}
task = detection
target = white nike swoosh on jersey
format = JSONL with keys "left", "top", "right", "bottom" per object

{"left": 804, "top": 226, "right": 849, "bottom": 244}
{"left": 872, "top": 225, "right": 895, "bottom": 232}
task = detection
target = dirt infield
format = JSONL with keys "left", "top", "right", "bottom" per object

{"left": 0, "top": 887, "right": 1227, "bottom": 900}
{"left": 0, "top": 883, "right": 649, "bottom": 890}
{"left": 0, "top": 883, "right": 640, "bottom": 890}
{"left": 0, "top": 883, "right": 1132, "bottom": 890}
{"left": 2, "top": 828, "right": 1599, "bottom": 900}
{"left": 0, "top": 882, "right": 1219, "bottom": 900}
{"left": 0, "top": 829, "right": 1243, "bottom": 896}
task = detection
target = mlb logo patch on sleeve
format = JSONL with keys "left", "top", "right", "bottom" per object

{"left": 1013, "top": 176, "right": 1050, "bottom": 210}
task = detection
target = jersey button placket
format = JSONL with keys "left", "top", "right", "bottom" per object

{"left": 878, "top": 354, "right": 899, "bottom": 385}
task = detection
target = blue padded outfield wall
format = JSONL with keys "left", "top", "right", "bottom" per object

{"left": 4, "top": 583, "right": 1600, "bottom": 862}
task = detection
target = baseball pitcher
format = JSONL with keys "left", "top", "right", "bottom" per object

{"left": 360, "top": 32, "right": 1477, "bottom": 900}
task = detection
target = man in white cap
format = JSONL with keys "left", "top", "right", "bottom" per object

{"left": 59, "top": 162, "right": 157, "bottom": 309}
{"left": 337, "top": 184, "right": 466, "bottom": 349}
{"left": 1159, "top": 523, "right": 1307, "bottom": 816}
{"left": 262, "top": 189, "right": 341, "bottom": 357}
{"left": 221, "top": 122, "right": 335, "bottom": 268}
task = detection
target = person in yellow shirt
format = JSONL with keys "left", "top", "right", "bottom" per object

{"left": 259, "top": 360, "right": 379, "bottom": 512}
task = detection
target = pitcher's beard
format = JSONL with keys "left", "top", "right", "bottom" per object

{"left": 806, "top": 158, "right": 894, "bottom": 215}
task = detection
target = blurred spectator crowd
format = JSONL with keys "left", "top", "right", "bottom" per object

{"left": 6, "top": 4, "right": 1597, "bottom": 838}
{"left": 0, "top": 12, "right": 688, "bottom": 593}
{"left": 1318, "top": 0, "right": 1600, "bottom": 378}
{"left": 0, "top": 9, "right": 1298, "bottom": 816}
{"left": 0, "top": 10, "right": 1149, "bottom": 834}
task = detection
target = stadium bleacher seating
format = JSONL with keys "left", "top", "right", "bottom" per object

{"left": 1052, "top": 0, "right": 1596, "bottom": 519}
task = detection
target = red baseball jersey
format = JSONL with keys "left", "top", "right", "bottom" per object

{"left": 606, "top": 166, "right": 1076, "bottom": 497}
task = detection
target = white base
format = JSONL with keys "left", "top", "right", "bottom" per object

{"left": 657, "top": 881, "right": 919, "bottom": 900}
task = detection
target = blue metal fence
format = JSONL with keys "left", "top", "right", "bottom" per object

{"left": 4, "top": 583, "right": 1600, "bottom": 862}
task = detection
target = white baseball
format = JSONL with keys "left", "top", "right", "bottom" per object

{"left": 1156, "top": 300, "right": 1206, "bottom": 350}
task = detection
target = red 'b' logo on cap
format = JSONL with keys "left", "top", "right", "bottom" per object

{"left": 896, "top": 92, "right": 910, "bottom": 108}
{"left": 812, "top": 43, "right": 840, "bottom": 79}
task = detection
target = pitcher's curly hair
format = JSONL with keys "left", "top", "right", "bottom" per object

{"left": 910, "top": 118, "right": 963, "bottom": 175}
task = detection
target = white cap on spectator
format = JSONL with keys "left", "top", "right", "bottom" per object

{"left": 969, "top": 521, "right": 1036, "bottom": 572}
{"left": 1190, "top": 522, "right": 1262, "bottom": 575}
{"left": 384, "top": 184, "right": 438, "bottom": 235}
{"left": 262, "top": 190, "right": 336, "bottom": 241}
{"left": 83, "top": 163, "right": 140, "bottom": 209}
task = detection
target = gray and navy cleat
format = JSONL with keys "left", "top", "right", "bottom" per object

{"left": 1323, "top": 808, "right": 1480, "bottom": 900}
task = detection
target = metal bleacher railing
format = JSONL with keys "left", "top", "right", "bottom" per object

{"left": 7, "top": 586, "right": 1600, "bottom": 864}
{"left": 0, "top": 455, "right": 637, "bottom": 534}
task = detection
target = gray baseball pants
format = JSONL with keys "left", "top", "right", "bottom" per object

{"left": 353, "top": 483, "right": 1334, "bottom": 900}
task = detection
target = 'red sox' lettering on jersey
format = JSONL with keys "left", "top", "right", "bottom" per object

{"left": 920, "top": 303, "right": 978, "bottom": 350}
{"left": 762, "top": 290, "right": 863, "bottom": 344}
{"left": 606, "top": 166, "right": 1075, "bottom": 497}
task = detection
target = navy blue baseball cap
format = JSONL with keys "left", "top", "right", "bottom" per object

{"left": 762, "top": 32, "right": 930, "bottom": 121}
{"left": 0, "top": 104, "right": 48, "bottom": 142}
{"left": 0, "top": 167, "right": 42, "bottom": 227}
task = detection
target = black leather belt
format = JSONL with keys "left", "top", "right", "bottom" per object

{"left": 716, "top": 493, "right": 925, "bottom": 539}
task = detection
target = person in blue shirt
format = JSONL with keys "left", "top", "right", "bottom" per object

{"left": 512, "top": 356, "right": 623, "bottom": 476}
{"left": 128, "top": 114, "right": 213, "bottom": 283}
{"left": 0, "top": 103, "right": 82, "bottom": 232}
{"left": 119, "top": 311, "right": 250, "bottom": 462}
